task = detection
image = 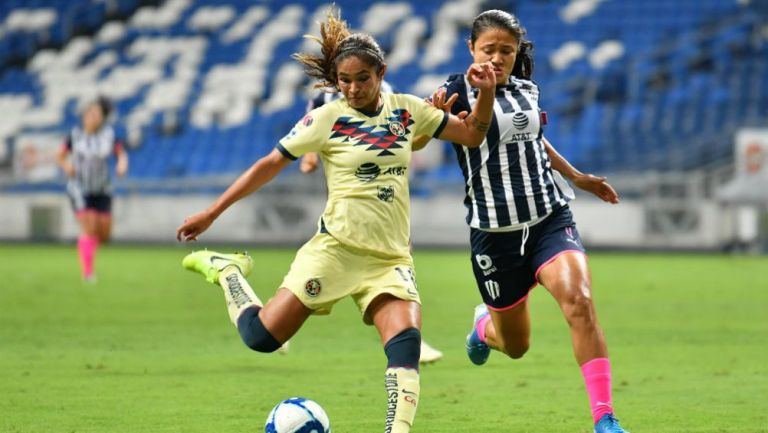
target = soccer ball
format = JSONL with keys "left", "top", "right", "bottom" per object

{"left": 264, "top": 397, "right": 331, "bottom": 433}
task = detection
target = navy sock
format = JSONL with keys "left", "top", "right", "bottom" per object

{"left": 384, "top": 327, "right": 421, "bottom": 370}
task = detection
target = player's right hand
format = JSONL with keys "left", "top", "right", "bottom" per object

{"left": 176, "top": 211, "right": 215, "bottom": 242}
{"left": 466, "top": 61, "right": 496, "bottom": 92}
{"left": 300, "top": 152, "right": 320, "bottom": 173}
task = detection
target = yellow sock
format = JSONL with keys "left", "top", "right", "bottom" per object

{"left": 384, "top": 367, "right": 420, "bottom": 433}
{"left": 217, "top": 266, "right": 263, "bottom": 325}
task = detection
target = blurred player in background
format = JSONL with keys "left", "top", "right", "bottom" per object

{"left": 299, "top": 82, "right": 445, "bottom": 365}
{"left": 176, "top": 9, "right": 496, "bottom": 433}
{"left": 56, "top": 96, "right": 128, "bottom": 282}
{"left": 420, "top": 10, "right": 629, "bottom": 433}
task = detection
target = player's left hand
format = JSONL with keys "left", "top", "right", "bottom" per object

{"left": 466, "top": 62, "right": 496, "bottom": 92}
{"left": 573, "top": 174, "right": 620, "bottom": 204}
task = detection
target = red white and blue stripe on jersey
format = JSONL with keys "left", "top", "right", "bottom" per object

{"left": 440, "top": 74, "right": 569, "bottom": 229}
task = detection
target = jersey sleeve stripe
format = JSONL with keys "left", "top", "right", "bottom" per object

{"left": 275, "top": 143, "right": 297, "bottom": 161}
{"left": 431, "top": 112, "right": 449, "bottom": 138}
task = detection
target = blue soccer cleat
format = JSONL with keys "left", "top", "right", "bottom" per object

{"left": 466, "top": 303, "right": 491, "bottom": 365}
{"left": 594, "top": 414, "right": 629, "bottom": 433}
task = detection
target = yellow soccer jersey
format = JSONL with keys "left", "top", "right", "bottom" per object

{"left": 277, "top": 93, "right": 448, "bottom": 259}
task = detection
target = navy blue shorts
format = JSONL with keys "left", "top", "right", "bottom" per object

{"left": 469, "top": 206, "right": 586, "bottom": 311}
{"left": 67, "top": 186, "right": 112, "bottom": 214}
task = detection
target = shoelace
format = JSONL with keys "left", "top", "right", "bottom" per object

{"left": 600, "top": 414, "right": 624, "bottom": 432}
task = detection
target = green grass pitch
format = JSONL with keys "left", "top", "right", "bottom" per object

{"left": 1, "top": 244, "right": 766, "bottom": 432}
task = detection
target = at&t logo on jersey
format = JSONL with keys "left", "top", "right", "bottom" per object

{"left": 512, "top": 112, "right": 529, "bottom": 130}
{"left": 355, "top": 162, "right": 381, "bottom": 182}
{"left": 354, "top": 163, "right": 408, "bottom": 182}
{"left": 475, "top": 254, "right": 497, "bottom": 276}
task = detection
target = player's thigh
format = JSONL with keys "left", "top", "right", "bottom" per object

{"left": 531, "top": 207, "right": 591, "bottom": 306}
{"left": 537, "top": 251, "right": 592, "bottom": 308}
{"left": 76, "top": 211, "right": 98, "bottom": 235}
{"left": 259, "top": 287, "right": 314, "bottom": 343}
{"left": 280, "top": 233, "right": 363, "bottom": 315}
{"left": 469, "top": 227, "right": 536, "bottom": 310}
{"left": 368, "top": 295, "right": 421, "bottom": 345}
{"left": 353, "top": 258, "right": 420, "bottom": 326}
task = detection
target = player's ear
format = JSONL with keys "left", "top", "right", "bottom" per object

{"left": 466, "top": 39, "right": 473, "bottom": 55}
{"left": 377, "top": 63, "right": 387, "bottom": 81}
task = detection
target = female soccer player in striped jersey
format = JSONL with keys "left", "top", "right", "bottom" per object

{"left": 56, "top": 97, "right": 128, "bottom": 282}
{"left": 420, "top": 10, "right": 628, "bottom": 433}
{"left": 299, "top": 81, "right": 445, "bottom": 365}
{"left": 176, "top": 10, "right": 496, "bottom": 433}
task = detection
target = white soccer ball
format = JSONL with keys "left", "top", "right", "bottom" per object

{"left": 264, "top": 397, "right": 331, "bottom": 433}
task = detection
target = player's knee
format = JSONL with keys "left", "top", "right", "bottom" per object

{"left": 236, "top": 306, "right": 282, "bottom": 353}
{"left": 384, "top": 327, "right": 421, "bottom": 369}
{"left": 562, "top": 288, "right": 596, "bottom": 326}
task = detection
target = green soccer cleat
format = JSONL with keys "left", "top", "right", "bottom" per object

{"left": 182, "top": 250, "right": 253, "bottom": 284}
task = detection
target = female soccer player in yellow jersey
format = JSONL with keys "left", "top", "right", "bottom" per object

{"left": 176, "top": 9, "right": 496, "bottom": 433}
{"left": 291, "top": 80, "right": 445, "bottom": 365}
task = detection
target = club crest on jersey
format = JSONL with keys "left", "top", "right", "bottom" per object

{"left": 305, "top": 278, "right": 322, "bottom": 297}
{"left": 388, "top": 121, "right": 405, "bottom": 137}
{"left": 329, "top": 109, "right": 414, "bottom": 156}
{"left": 377, "top": 185, "right": 395, "bottom": 202}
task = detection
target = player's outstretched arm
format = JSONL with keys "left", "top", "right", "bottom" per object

{"left": 116, "top": 146, "right": 129, "bottom": 177}
{"left": 176, "top": 148, "right": 292, "bottom": 241}
{"left": 543, "top": 136, "right": 619, "bottom": 204}
{"left": 433, "top": 62, "right": 495, "bottom": 148}
{"left": 56, "top": 145, "right": 75, "bottom": 177}
{"left": 412, "top": 89, "right": 471, "bottom": 151}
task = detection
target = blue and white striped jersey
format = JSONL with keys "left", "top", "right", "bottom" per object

{"left": 64, "top": 126, "right": 121, "bottom": 195}
{"left": 441, "top": 74, "right": 570, "bottom": 229}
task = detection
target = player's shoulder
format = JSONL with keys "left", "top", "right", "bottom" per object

{"left": 440, "top": 73, "right": 468, "bottom": 94}
{"left": 99, "top": 125, "right": 116, "bottom": 137}
{"left": 385, "top": 92, "right": 433, "bottom": 113}
{"left": 510, "top": 76, "right": 540, "bottom": 92}
{"left": 301, "top": 98, "right": 342, "bottom": 129}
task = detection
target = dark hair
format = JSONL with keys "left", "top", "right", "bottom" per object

{"left": 470, "top": 10, "right": 534, "bottom": 80}
{"left": 293, "top": 9, "right": 386, "bottom": 90}
{"left": 91, "top": 95, "right": 112, "bottom": 118}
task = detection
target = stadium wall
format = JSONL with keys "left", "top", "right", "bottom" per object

{"left": 0, "top": 192, "right": 745, "bottom": 250}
